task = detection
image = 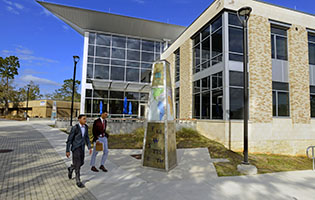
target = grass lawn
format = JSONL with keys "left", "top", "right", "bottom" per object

{"left": 87, "top": 126, "right": 313, "bottom": 176}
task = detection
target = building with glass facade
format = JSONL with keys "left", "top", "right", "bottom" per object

{"left": 38, "top": 1, "right": 185, "bottom": 118}
{"left": 40, "top": 0, "right": 315, "bottom": 155}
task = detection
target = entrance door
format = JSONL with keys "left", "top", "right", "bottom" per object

{"left": 139, "top": 104, "right": 147, "bottom": 119}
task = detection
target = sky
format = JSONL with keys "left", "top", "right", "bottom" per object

{"left": 0, "top": 0, "right": 314, "bottom": 96}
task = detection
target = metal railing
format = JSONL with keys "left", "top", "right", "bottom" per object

{"left": 306, "top": 146, "right": 315, "bottom": 171}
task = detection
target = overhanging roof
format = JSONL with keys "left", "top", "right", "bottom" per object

{"left": 92, "top": 79, "right": 151, "bottom": 93}
{"left": 37, "top": 1, "right": 186, "bottom": 42}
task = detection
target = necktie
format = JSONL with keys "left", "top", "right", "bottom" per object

{"left": 102, "top": 120, "right": 105, "bottom": 137}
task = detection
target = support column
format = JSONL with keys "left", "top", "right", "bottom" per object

{"left": 179, "top": 39, "right": 193, "bottom": 119}
{"left": 288, "top": 25, "right": 310, "bottom": 124}
{"left": 248, "top": 15, "right": 273, "bottom": 123}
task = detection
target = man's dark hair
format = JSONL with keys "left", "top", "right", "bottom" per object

{"left": 100, "top": 109, "right": 108, "bottom": 115}
{"left": 78, "top": 114, "right": 86, "bottom": 119}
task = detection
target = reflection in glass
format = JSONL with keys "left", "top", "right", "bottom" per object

{"left": 96, "top": 46, "right": 110, "bottom": 58}
{"left": 96, "top": 34, "right": 111, "bottom": 46}
{"left": 126, "top": 68, "right": 139, "bottom": 82}
{"left": 112, "top": 35, "right": 126, "bottom": 48}
{"left": 142, "top": 40, "right": 155, "bottom": 52}
{"left": 111, "top": 67, "right": 125, "bottom": 81}
{"left": 94, "top": 65, "right": 109, "bottom": 80}
{"left": 127, "top": 50, "right": 140, "bottom": 61}
{"left": 127, "top": 38, "right": 140, "bottom": 50}
{"left": 112, "top": 48, "right": 125, "bottom": 59}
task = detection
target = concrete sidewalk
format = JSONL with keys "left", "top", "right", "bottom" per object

{"left": 30, "top": 122, "right": 315, "bottom": 200}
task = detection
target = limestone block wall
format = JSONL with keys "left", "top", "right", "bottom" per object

{"left": 248, "top": 15, "right": 273, "bottom": 123}
{"left": 179, "top": 39, "right": 193, "bottom": 119}
{"left": 288, "top": 25, "right": 311, "bottom": 124}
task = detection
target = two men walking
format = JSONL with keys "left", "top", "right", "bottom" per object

{"left": 66, "top": 111, "right": 109, "bottom": 188}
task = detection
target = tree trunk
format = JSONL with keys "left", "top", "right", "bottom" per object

{"left": 4, "top": 77, "right": 9, "bottom": 116}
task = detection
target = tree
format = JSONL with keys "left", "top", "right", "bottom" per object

{"left": 18, "top": 81, "right": 43, "bottom": 101}
{"left": 51, "top": 79, "right": 81, "bottom": 102}
{"left": 0, "top": 56, "right": 20, "bottom": 115}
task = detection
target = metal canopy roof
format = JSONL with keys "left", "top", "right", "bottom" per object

{"left": 37, "top": 1, "right": 186, "bottom": 42}
{"left": 92, "top": 79, "right": 151, "bottom": 93}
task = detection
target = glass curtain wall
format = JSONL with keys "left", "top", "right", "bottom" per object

{"left": 193, "top": 72, "right": 223, "bottom": 119}
{"left": 228, "top": 13, "right": 244, "bottom": 62}
{"left": 87, "top": 32, "right": 163, "bottom": 83}
{"left": 85, "top": 89, "right": 149, "bottom": 117}
{"left": 174, "top": 49, "right": 180, "bottom": 119}
{"left": 192, "top": 15, "right": 223, "bottom": 74}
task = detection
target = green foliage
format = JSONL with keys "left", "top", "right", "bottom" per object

{"left": 18, "top": 81, "right": 43, "bottom": 101}
{"left": 104, "top": 126, "right": 314, "bottom": 176}
{"left": 0, "top": 56, "right": 20, "bottom": 80}
{"left": 0, "top": 56, "right": 20, "bottom": 115}
{"left": 47, "top": 79, "right": 81, "bottom": 102}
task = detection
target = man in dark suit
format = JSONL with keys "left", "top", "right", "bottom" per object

{"left": 66, "top": 114, "right": 92, "bottom": 188}
{"left": 90, "top": 111, "right": 109, "bottom": 172}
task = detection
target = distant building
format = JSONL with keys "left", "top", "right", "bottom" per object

{"left": 0, "top": 100, "right": 80, "bottom": 118}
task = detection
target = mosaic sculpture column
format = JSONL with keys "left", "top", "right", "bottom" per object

{"left": 142, "top": 60, "right": 177, "bottom": 171}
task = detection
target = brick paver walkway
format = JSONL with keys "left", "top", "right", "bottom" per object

{"left": 0, "top": 122, "right": 97, "bottom": 200}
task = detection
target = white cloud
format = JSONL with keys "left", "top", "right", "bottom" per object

{"left": 3, "top": 0, "right": 24, "bottom": 14}
{"left": 3, "top": 0, "right": 12, "bottom": 5}
{"left": 132, "top": 0, "right": 145, "bottom": 4}
{"left": 62, "top": 25, "right": 69, "bottom": 30}
{"left": 20, "top": 75, "right": 61, "bottom": 86}
{"left": 40, "top": 8, "right": 52, "bottom": 16}
{"left": 0, "top": 46, "right": 58, "bottom": 65}
{"left": 14, "top": 3, "right": 24, "bottom": 10}
{"left": 6, "top": 6, "right": 19, "bottom": 15}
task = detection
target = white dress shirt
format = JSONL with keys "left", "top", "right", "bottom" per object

{"left": 79, "top": 123, "right": 85, "bottom": 137}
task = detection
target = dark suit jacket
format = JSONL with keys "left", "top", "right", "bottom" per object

{"left": 92, "top": 118, "right": 108, "bottom": 142}
{"left": 66, "top": 124, "right": 91, "bottom": 152}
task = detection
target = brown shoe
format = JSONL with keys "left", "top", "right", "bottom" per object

{"left": 91, "top": 166, "right": 99, "bottom": 172}
{"left": 99, "top": 165, "right": 108, "bottom": 172}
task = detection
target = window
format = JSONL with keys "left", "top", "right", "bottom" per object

{"left": 193, "top": 72, "right": 223, "bottom": 119}
{"left": 175, "top": 88, "right": 180, "bottom": 118}
{"left": 96, "top": 34, "right": 110, "bottom": 46}
{"left": 192, "top": 15, "right": 223, "bottom": 74}
{"left": 87, "top": 32, "right": 161, "bottom": 84}
{"left": 94, "top": 65, "right": 109, "bottom": 80}
{"left": 310, "top": 86, "right": 315, "bottom": 117}
{"left": 89, "top": 33, "right": 96, "bottom": 44}
{"left": 175, "top": 49, "right": 180, "bottom": 82}
{"left": 271, "top": 26, "right": 288, "bottom": 60}
{"left": 112, "top": 35, "right": 126, "bottom": 48}
{"left": 142, "top": 40, "right": 155, "bottom": 52}
{"left": 308, "top": 33, "right": 315, "bottom": 65}
{"left": 127, "top": 38, "right": 140, "bottom": 50}
{"left": 111, "top": 67, "right": 125, "bottom": 81}
{"left": 96, "top": 46, "right": 110, "bottom": 58}
{"left": 272, "top": 82, "right": 290, "bottom": 117}
{"left": 229, "top": 71, "right": 244, "bottom": 119}
{"left": 84, "top": 89, "right": 149, "bottom": 117}
{"left": 126, "top": 68, "right": 139, "bottom": 82}
{"left": 228, "top": 13, "right": 244, "bottom": 62}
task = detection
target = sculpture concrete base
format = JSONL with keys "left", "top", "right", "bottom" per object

{"left": 237, "top": 164, "right": 257, "bottom": 175}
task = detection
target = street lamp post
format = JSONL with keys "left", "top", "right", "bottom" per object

{"left": 70, "top": 56, "right": 80, "bottom": 126}
{"left": 237, "top": 6, "right": 252, "bottom": 165}
{"left": 25, "top": 84, "right": 31, "bottom": 120}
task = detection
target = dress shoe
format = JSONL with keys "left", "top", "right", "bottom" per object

{"left": 99, "top": 165, "right": 108, "bottom": 172}
{"left": 68, "top": 166, "right": 73, "bottom": 179}
{"left": 91, "top": 166, "right": 99, "bottom": 172}
{"left": 76, "top": 181, "right": 85, "bottom": 188}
